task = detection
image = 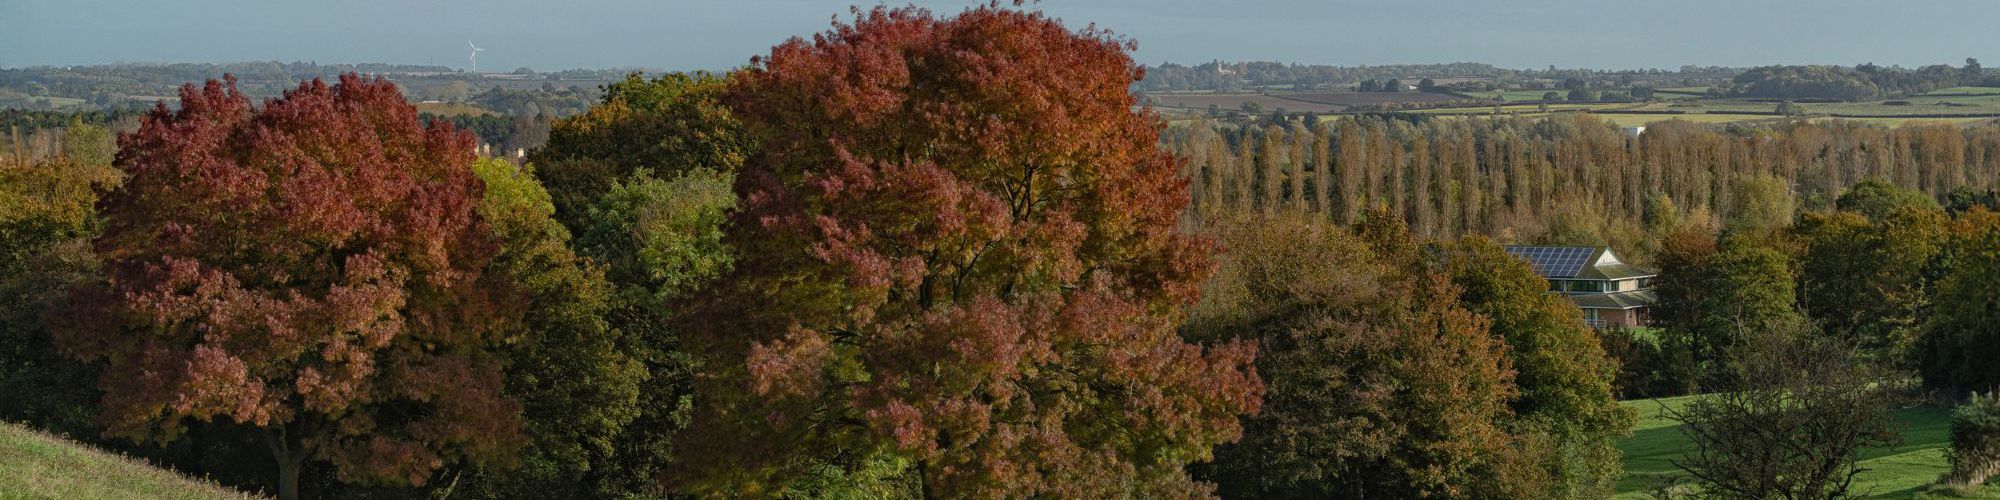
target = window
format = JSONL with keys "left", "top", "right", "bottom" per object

{"left": 1570, "top": 280, "right": 1604, "bottom": 293}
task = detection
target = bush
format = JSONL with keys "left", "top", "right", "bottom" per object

{"left": 1941, "top": 393, "right": 2000, "bottom": 487}
{"left": 1598, "top": 328, "right": 1699, "bottom": 399}
{"left": 1662, "top": 331, "right": 1908, "bottom": 499}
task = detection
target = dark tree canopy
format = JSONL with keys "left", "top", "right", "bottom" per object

{"left": 528, "top": 72, "right": 750, "bottom": 231}
{"left": 1187, "top": 212, "right": 1552, "bottom": 498}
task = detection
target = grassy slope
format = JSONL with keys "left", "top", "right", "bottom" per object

{"left": 0, "top": 422, "right": 261, "bottom": 500}
{"left": 1616, "top": 396, "right": 2000, "bottom": 499}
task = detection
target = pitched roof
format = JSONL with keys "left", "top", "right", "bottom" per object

{"left": 1568, "top": 290, "right": 1659, "bottom": 310}
{"left": 1502, "top": 245, "right": 1657, "bottom": 280}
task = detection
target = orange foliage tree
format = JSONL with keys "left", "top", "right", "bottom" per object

{"left": 676, "top": 4, "right": 1262, "bottom": 497}
{"left": 54, "top": 75, "right": 524, "bottom": 500}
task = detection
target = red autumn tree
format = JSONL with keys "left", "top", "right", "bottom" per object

{"left": 53, "top": 75, "right": 524, "bottom": 500}
{"left": 676, "top": 4, "right": 1262, "bottom": 497}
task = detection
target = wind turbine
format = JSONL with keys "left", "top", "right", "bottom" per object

{"left": 467, "top": 40, "right": 485, "bottom": 74}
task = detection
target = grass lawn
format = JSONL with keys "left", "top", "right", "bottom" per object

{"left": 0, "top": 422, "right": 261, "bottom": 499}
{"left": 1616, "top": 396, "right": 1999, "bottom": 499}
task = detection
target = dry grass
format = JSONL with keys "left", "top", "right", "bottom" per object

{"left": 0, "top": 422, "right": 263, "bottom": 500}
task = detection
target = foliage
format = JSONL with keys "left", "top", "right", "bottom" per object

{"left": 1661, "top": 331, "right": 1907, "bottom": 500}
{"left": 1941, "top": 393, "right": 2000, "bottom": 488}
{"left": 1726, "top": 62, "right": 1989, "bottom": 101}
{"left": 1838, "top": 178, "right": 1944, "bottom": 222}
{"left": 526, "top": 69, "right": 748, "bottom": 498}
{"left": 1598, "top": 327, "right": 1698, "bottom": 399}
{"left": 53, "top": 75, "right": 524, "bottom": 500}
{"left": 529, "top": 72, "right": 749, "bottom": 232}
{"left": 1187, "top": 212, "right": 1548, "bottom": 498}
{"left": 1654, "top": 229, "right": 1802, "bottom": 391}
{"left": 1917, "top": 209, "right": 2000, "bottom": 395}
{"left": 1442, "top": 236, "right": 1638, "bottom": 498}
{"left": 571, "top": 166, "right": 737, "bottom": 497}
{"left": 450, "top": 159, "right": 648, "bottom": 498}
{"left": 580, "top": 168, "right": 736, "bottom": 305}
{"left": 675, "top": 5, "right": 1262, "bottom": 497}
{"left": 1725, "top": 174, "right": 1796, "bottom": 234}
{"left": 1795, "top": 183, "right": 1948, "bottom": 358}
{"left": 1167, "top": 116, "right": 2000, "bottom": 254}
{"left": 0, "top": 125, "right": 122, "bottom": 436}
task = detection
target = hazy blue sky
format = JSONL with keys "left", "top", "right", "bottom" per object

{"left": 3, "top": 0, "right": 1994, "bottom": 71}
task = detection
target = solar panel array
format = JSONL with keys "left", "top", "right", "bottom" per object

{"left": 1503, "top": 246, "right": 1595, "bottom": 278}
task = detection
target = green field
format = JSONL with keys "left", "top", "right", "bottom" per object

{"left": 1472, "top": 90, "right": 1566, "bottom": 102}
{"left": 1591, "top": 113, "right": 1785, "bottom": 127}
{"left": 1616, "top": 396, "right": 1998, "bottom": 499}
{"left": 0, "top": 422, "right": 261, "bottom": 499}
{"left": 1925, "top": 87, "right": 2000, "bottom": 96}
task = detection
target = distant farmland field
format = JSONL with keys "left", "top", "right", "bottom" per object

{"left": 1279, "top": 92, "right": 1472, "bottom": 107}
{"left": 1924, "top": 86, "right": 2000, "bottom": 96}
{"left": 1145, "top": 93, "right": 1347, "bottom": 114}
{"left": 1143, "top": 91, "right": 1482, "bottom": 115}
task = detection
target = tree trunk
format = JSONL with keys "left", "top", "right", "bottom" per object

{"left": 278, "top": 456, "right": 301, "bottom": 500}
{"left": 263, "top": 427, "right": 306, "bottom": 500}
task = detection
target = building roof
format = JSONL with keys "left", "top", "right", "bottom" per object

{"left": 1568, "top": 290, "right": 1658, "bottom": 310}
{"left": 1502, "top": 245, "right": 1657, "bottom": 281}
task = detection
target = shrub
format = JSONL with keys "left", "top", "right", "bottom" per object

{"left": 1941, "top": 392, "right": 2000, "bottom": 487}
{"left": 1663, "top": 331, "right": 1907, "bottom": 499}
{"left": 1598, "top": 328, "right": 1699, "bottom": 399}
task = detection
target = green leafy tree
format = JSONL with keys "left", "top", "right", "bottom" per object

{"left": 1835, "top": 178, "right": 1941, "bottom": 222}
{"left": 1725, "top": 174, "right": 1796, "bottom": 235}
{"left": 528, "top": 72, "right": 750, "bottom": 232}
{"left": 1918, "top": 209, "right": 2000, "bottom": 394}
{"left": 451, "top": 159, "right": 649, "bottom": 498}
{"left": 1659, "top": 233, "right": 1803, "bottom": 390}
{"left": 1443, "top": 236, "right": 1637, "bottom": 498}
{"left": 528, "top": 70, "right": 751, "bottom": 496}
{"left": 1795, "top": 181, "right": 1947, "bottom": 357}
{"left": 569, "top": 167, "right": 737, "bottom": 495}
{"left": 1187, "top": 212, "right": 1550, "bottom": 498}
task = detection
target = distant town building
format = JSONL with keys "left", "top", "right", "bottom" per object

{"left": 1503, "top": 245, "right": 1657, "bottom": 328}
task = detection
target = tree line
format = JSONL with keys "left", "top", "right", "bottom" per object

{"left": 1720, "top": 59, "right": 1996, "bottom": 101}
{"left": 1164, "top": 115, "right": 2000, "bottom": 264}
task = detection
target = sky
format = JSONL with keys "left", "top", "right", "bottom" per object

{"left": 3, "top": 0, "right": 1995, "bottom": 71}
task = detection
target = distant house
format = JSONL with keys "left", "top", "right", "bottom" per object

{"left": 1622, "top": 126, "right": 1647, "bottom": 136}
{"left": 1503, "top": 245, "right": 1657, "bottom": 328}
